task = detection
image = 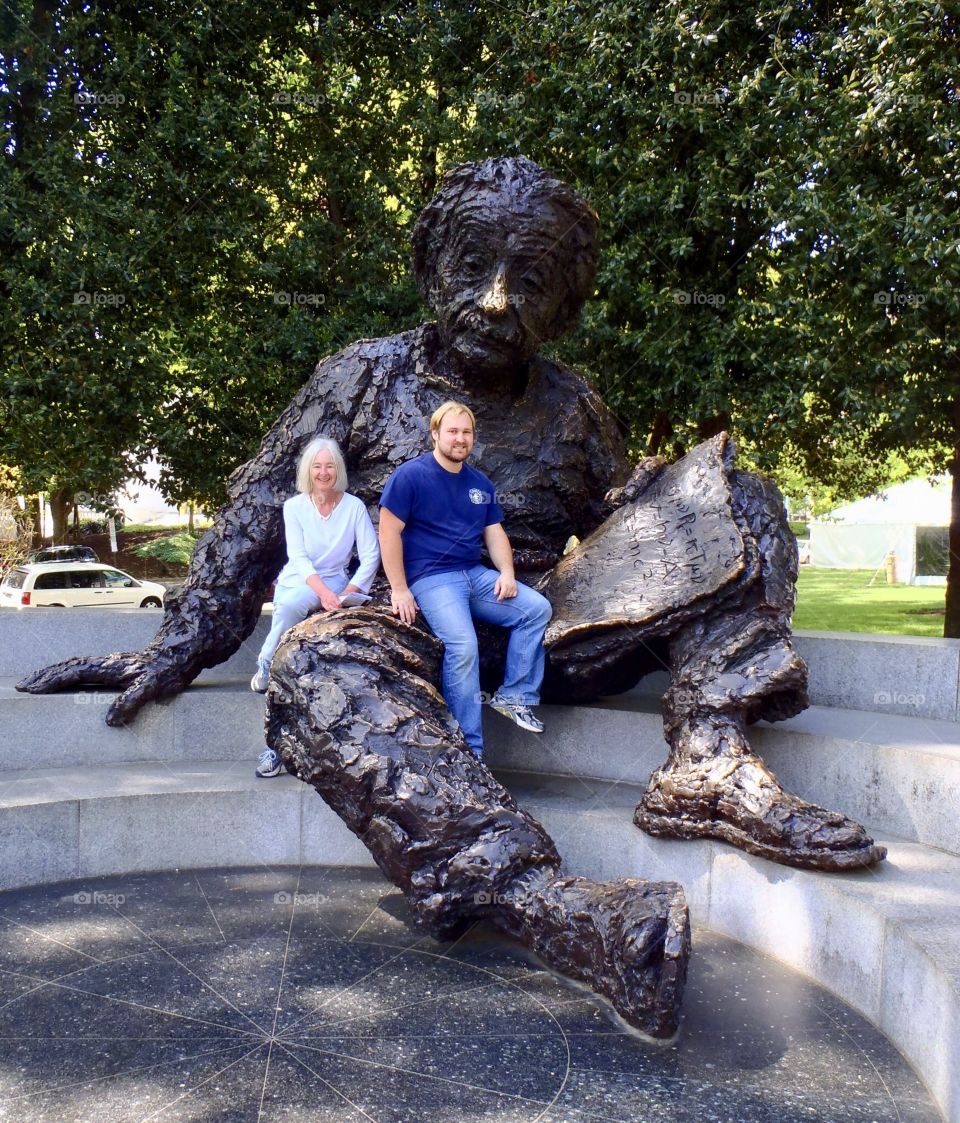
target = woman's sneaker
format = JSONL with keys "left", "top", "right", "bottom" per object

{"left": 250, "top": 662, "right": 270, "bottom": 693}
{"left": 489, "top": 694, "right": 544, "bottom": 734}
{"left": 255, "top": 749, "right": 283, "bottom": 778}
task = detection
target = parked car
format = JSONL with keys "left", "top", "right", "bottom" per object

{"left": 0, "top": 562, "right": 165, "bottom": 609}
{"left": 29, "top": 544, "right": 99, "bottom": 564}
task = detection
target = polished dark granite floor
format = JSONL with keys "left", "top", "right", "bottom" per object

{"left": 0, "top": 866, "right": 942, "bottom": 1123}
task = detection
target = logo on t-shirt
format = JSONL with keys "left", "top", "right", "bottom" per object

{"left": 468, "top": 488, "right": 488, "bottom": 505}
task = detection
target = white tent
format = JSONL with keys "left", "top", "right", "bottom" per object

{"left": 809, "top": 475, "right": 950, "bottom": 585}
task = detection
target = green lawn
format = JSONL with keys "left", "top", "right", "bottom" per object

{"left": 793, "top": 567, "right": 946, "bottom": 636}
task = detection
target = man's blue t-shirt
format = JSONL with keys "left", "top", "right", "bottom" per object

{"left": 379, "top": 452, "right": 504, "bottom": 587}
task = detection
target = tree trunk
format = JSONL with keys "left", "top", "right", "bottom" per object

{"left": 647, "top": 411, "right": 673, "bottom": 457}
{"left": 31, "top": 495, "right": 42, "bottom": 544}
{"left": 188, "top": 504, "right": 195, "bottom": 533}
{"left": 696, "top": 413, "right": 731, "bottom": 442}
{"left": 48, "top": 489, "right": 72, "bottom": 544}
{"left": 944, "top": 415, "right": 960, "bottom": 637}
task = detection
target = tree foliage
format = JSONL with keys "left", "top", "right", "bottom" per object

{"left": 3, "top": 0, "right": 958, "bottom": 622}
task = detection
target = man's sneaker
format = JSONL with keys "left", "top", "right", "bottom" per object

{"left": 255, "top": 748, "right": 283, "bottom": 778}
{"left": 489, "top": 695, "right": 544, "bottom": 734}
{"left": 250, "top": 662, "right": 270, "bottom": 694}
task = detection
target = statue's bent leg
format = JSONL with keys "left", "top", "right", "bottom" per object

{"left": 539, "top": 439, "right": 885, "bottom": 871}
{"left": 265, "top": 606, "right": 689, "bottom": 1038}
{"left": 635, "top": 472, "right": 886, "bottom": 871}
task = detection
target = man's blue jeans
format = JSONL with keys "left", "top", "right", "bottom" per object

{"left": 409, "top": 565, "right": 552, "bottom": 758}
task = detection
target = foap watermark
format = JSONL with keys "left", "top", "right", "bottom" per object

{"left": 874, "top": 291, "right": 925, "bottom": 308}
{"left": 668, "top": 687, "right": 700, "bottom": 710}
{"left": 674, "top": 290, "right": 725, "bottom": 307}
{"left": 273, "top": 291, "right": 325, "bottom": 307}
{"left": 273, "top": 90, "right": 327, "bottom": 108}
{"left": 876, "top": 93, "right": 926, "bottom": 111}
{"left": 475, "top": 90, "right": 527, "bottom": 112}
{"left": 74, "top": 692, "right": 115, "bottom": 707}
{"left": 73, "top": 289, "right": 126, "bottom": 307}
{"left": 673, "top": 88, "right": 727, "bottom": 106}
{"left": 473, "top": 887, "right": 538, "bottom": 909}
{"left": 273, "top": 891, "right": 327, "bottom": 906}
{"left": 74, "top": 91, "right": 126, "bottom": 107}
{"left": 73, "top": 890, "right": 126, "bottom": 906}
{"left": 874, "top": 689, "right": 925, "bottom": 708}
{"left": 470, "top": 489, "right": 527, "bottom": 509}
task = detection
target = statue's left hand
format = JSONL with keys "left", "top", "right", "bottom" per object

{"left": 16, "top": 648, "right": 191, "bottom": 727}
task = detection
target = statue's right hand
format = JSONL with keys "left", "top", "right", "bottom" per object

{"left": 16, "top": 649, "right": 189, "bottom": 727}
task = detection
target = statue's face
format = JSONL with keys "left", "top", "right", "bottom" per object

{"left": 432, "top": 192, "right": 572, "bottom": 374}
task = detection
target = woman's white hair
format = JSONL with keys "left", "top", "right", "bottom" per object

{"left": 296, "top": 436, "right": 348, "bottom": 495}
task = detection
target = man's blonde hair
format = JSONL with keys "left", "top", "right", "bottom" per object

{"left": 430, "top": 401, "right": 476, "bottom": 432}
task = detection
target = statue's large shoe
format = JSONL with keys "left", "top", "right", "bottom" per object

{"left": 497, "top": 870, "right": 690, "bottom": 1039}
{"left": 635, "top": 717, "right": 886, "bottom": 872}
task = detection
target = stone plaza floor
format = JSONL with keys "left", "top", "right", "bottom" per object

{"left": 0, "top": 865, "right": 943, "bottom": 1122}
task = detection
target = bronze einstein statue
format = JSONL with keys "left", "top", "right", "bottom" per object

{"left": 18, "top": 156, "right": 885, "bottom": 1038}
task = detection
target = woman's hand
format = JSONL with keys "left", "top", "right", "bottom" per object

{"left": 319, "top": 588, "right": 342, "bottom": 611}
{"left": 307, "top": 574, "right": 342, "bottom": 612}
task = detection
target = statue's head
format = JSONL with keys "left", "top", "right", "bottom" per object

{"left": 411, "top": 156, "right": 599, "bottom": 374}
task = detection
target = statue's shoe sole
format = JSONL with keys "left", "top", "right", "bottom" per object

{"left": 634, "top": 807, "right": 887, "bottom": 872}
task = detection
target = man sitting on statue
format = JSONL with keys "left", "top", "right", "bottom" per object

{"left": 378, "top": 401, "right": 552, "bottom": 759}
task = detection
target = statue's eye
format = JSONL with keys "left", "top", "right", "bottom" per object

{"left": 520, "top": 273, "right": 544, "bottom": 295}
{"left": 463, "top": 256, "right": 487, "bottom": 278}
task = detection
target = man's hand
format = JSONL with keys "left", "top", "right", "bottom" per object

{"left": 391, "top": 587, "right": 419, "bottom": 624}
{"left": 494, "top": 572, "right": 517, "bottom": 601}
{"left": 484, "top": 523, "right": 518, "bottom": 600}
{"left": 379, "top": 507, "right": 418, "bottom": 622}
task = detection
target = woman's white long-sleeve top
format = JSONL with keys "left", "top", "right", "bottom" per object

{"left": 274, "top": 492, "right": 380, "bottom": 591}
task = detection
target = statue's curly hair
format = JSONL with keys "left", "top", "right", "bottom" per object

{"left": 411, "top": 156, "right": 600, "bottom": 341}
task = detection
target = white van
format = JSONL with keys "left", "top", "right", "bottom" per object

{"left": 0, "top": 562, "right": 166, "bottom": 609}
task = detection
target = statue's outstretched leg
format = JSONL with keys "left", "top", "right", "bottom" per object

{"left": 635, "top": 472, "right": 887, "bottom": 870}
{"left": 265, "top": 606, "right": 689, "bottom": 1038}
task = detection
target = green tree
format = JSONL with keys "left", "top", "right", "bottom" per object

{"left": 465, "top": 0, "right": 958, "bottom": 629}
{"left": 6, "top": 0, "right": 957, "bottom": 633}
{"left": 2, "top": 2, "right": 447, "bottom": 519}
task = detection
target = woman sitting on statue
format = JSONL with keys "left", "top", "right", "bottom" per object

{"left": 251, "top": 435, "right": 380, "bottom": 777}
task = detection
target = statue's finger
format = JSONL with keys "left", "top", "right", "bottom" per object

{"left": 105, "top": 675, "right": 160, "bottom": 726}
{"left": 16, "top": 656, "right": 113, "bottom": 694}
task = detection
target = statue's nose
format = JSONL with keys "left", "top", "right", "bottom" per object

{"left": 478, "top": 269, "right": 509, "bottom": 316}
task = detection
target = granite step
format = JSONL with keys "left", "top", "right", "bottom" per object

{"left": 5, "top": 675, "right": 959, "bottom": 858}
{"left": 5, "top": 609, "right": 960, "bottom": 721}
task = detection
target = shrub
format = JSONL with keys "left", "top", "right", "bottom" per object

{"left": 132, "top": 531, "right": 198, "bottom": 567}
